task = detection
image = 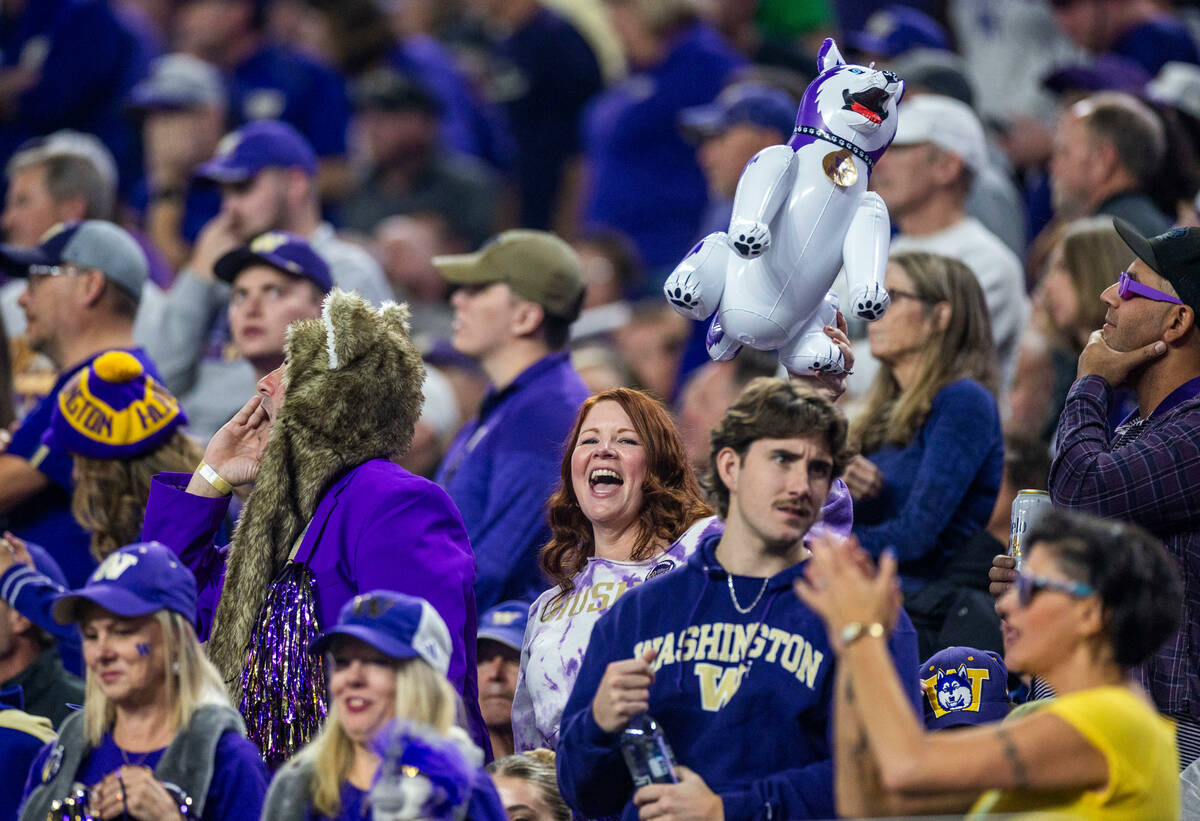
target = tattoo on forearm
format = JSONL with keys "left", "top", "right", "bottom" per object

{"left": 997, "top": 728, "right": 1029, "bottom": 788}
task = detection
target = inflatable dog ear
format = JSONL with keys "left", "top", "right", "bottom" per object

{"left": 817, "top": 38, "right": 845, "bottom": 72}
{"left": 664, "top": 37, "right": 904, "bottom": 375}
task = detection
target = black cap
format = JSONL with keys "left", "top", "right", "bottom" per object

{"left": 1114, "top": 218, "right": 1200, "bottom": 314}
{"left": 352, "top": 68, "right": 439, "bottom": 116}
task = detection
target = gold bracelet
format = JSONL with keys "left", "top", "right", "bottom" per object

{"left": 196, "top": 461, "right": 233, "bottom": 495}
{"left": 840, "top": 621, "right": 885, "bottom": 647}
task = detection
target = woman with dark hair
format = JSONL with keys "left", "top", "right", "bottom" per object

{"left": 844, "top": 251, "right": 1002, "bottom": 594}
{"left": 510, "top": 388, "right": 716, "bottom": 751}
{"left": 798, "top": 508, "right": 1182, "bottom": 819}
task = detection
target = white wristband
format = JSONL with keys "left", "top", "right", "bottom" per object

{"left": 196, "top": 462, "right": 233, "bottom": 496}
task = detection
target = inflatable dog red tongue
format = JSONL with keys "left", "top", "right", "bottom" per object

{"left": 851, "top": 102, "right": 882, "bottom": 123}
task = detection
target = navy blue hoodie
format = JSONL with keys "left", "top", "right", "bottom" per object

{"left": 556, "top": 531, "right": 921, "bottom": 820}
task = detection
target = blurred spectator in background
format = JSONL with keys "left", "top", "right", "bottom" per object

{"left": 1050, "top": 92, "right": 1172, "bottom": 236}
{"left": 0, "top": 221, "right": 154, "bottom": 587}
{"left": 569, "top": 229, "right": 640, "bottom": 344}
{"left": 374, "top": 213, "right": 458, "bottom": 345}
{"left": 570, "top": 344, "right": 633, "bottom": 394}
{"left": 1051, "top": 0, "right": 1200, "bottom": 76}
{"left": 579, "top": 0, "right": 743, "bottom": 279}
{"left": 174, "top": 0, "right": 354, "bottom": 201}
{"left": 978, "top": 434, "right": 1052, "bottom": 560}
{"left": 423, "top": 339, "right": 490, "bottom": 432}
{"left": 847, "top": 252, "right": 1001, "bottom": 655}
{"left": 1009, "top": 217, "right": 1131, "bottom": 444}
{"left": 0, "top": 536, "right": 82, "bottom": 728}
{"left": 344, "top": 68, "right": 500, "bottom": 250}
{"left": 0, "top": 0, "right": 148, "bottom": 202}
{"left": 873, "top": 95, "right": 1028, "bottom": 390}
{"left": 1, "top": 132, "right": 119, "bottom": 341}
{"left": 676, "top": 349, "right": 778, "bottom": 475}
{"left": 614, "top": 300, "right": 690, "bottom": 402}
{"left": 434, "top": 230, "right": 588, "bottom": 612}
{"left": 477, "top": 600, "right": 527, "bottom": 759}
{"left": 845, "top": 4, "right": 951, "bottom": 63}
{"left": 488, "top": 749, "right": 571, "bottom": 821}
{"left": 127, "top": 53, "right": 228, "bottom": 273}
{"left": 139, "top": 120, "right": 389, "bottom": 407}
{"left": 399, "top": 364, "right": 461, "bottom": 479}
{"left": 173, "top": 231, "right": 330, "bottom": 440}
{"left": 464, "top": 0, "right": 604, "bottom": 231}
{"left": 681, "top": 81, "right": 796, "bottom": 239}
{"left": 885, "top": 48, "right": 1028, "bottom": 258}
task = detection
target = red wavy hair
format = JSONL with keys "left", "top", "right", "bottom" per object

{"left": 540, "top": 388, "right": 711, "bottom": 599}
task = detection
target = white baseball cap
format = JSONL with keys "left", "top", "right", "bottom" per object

{"left": 890, "top": 94, "right": 987, "bottom": 173}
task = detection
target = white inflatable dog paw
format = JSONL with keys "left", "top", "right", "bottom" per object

{"left": 663, "top": 234, "right": 727, "bottom": 320}
{"left": 778, "top": 333, "right": 846, "bottom": 376}
{"left": 728, "top": 219, "right": 772, "bottom": 259}
{"left": 849, "top": 281, "right": 890, "bottom": 322}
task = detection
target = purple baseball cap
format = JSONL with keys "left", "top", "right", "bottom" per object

{"left": 310, "top": 591, "right": 453, "bottom": 677}
{"left": 847, "top": 5, "right": 950, "bottom": 58}
{"left": 680, "top": 83, "right": 797, "bottom": 140}
{"left": 53, "top": 542, "right": 197, "bottom": 626}
{"left": 194, "top": 120, "right": 317, "bottom": 184}
{"left": 214, "top": 230, "right": 333, "bottom": 292}
{"left": 919, "top": 646, "right": 1010, "bottom": 730}
{"left": 1042, "top": 55, "right": 1151, "bottom": 97}
{"left": 477, "top": 600, "right": 529, "bottom": 652}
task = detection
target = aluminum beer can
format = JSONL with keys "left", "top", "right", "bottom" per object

{"left": 1009, "top": 489, "right": 1052, "bottom": 567}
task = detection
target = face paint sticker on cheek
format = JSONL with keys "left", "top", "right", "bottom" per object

{"left": 136, "top": 643, "right": 151, "bottom": 657}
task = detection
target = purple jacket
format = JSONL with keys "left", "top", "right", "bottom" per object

{"left": 142, "top": 459, "right": 490, "bottom": 755}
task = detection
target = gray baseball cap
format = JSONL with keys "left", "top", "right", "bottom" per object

{"left": 0, "top": 220, "right": 148, "bottom": 300}
{"left": 129, "top": 53, "right": 227, "bottom": 113}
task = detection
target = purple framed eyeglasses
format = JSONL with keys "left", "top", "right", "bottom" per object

{"left": 1117, "top": 271, "right": 1182, "bottom": 305}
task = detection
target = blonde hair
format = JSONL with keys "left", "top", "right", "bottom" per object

{"left": 83, "top": 610, "right": 229, "bottom": 747}
{"left": 852, "top": 252, "right": 997, "bottom": 454}
{"left": 487, "top": 749, "right": 570, "bottom": 821}
{"left": 1049, "top": 217, "right": 1131, "bottom": 349}
{"left": 72, "top": 432, "right": 205, "bottom": 561}
{"left": 305, "top": 657, "right": 459, "bottom": 818}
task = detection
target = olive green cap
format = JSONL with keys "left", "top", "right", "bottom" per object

{"left": 433, "top": 230, "right": 585, "bottom": 320}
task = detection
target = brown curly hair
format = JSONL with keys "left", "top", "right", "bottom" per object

{"left": 541, "top": 388, "right": 711, "bottom": 598}
{"left": 72, "top": 431, "right": 205, "bottom": 561}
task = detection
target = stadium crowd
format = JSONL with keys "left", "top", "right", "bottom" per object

{"left": 2, "top": 0, "right": 1200, "bottom": 818}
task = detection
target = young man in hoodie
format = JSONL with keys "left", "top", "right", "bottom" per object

{"left": 556, "top": 378, "right": 921, "bottom": 820}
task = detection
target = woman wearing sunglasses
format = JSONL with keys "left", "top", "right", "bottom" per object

{"left": 797, "top": 507, "right": 1182, "bottom": 819}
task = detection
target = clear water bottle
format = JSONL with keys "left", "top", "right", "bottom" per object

{"left": 620, "top": 713, "right": 679, "bottom": 788}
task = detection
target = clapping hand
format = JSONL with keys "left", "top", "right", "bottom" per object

{"left": 794, "top": 531, "right": 900, "bottom": 652}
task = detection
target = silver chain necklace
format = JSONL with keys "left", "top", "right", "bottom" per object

{"left": 727, "top": 573, "right": 769, "bottom": 614}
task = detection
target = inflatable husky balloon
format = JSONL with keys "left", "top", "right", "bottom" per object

{"left": 664, "top": 39, "right": 904, "bottom": 374}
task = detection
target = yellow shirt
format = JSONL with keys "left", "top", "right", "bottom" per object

{"left": 969, "top": 686, "right": 1178, "bottom": 820}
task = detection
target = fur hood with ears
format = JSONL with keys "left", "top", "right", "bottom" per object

{"left": 208, "top": 289, "right": 427, "bottom": 691}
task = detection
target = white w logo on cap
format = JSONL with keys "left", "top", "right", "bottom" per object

{"left": 91, "top": 552, "right": 138, "bottom": 582}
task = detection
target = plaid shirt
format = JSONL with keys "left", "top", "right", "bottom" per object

{"left": 1050, "top": 374, "right": 1200, "bottom": 720}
